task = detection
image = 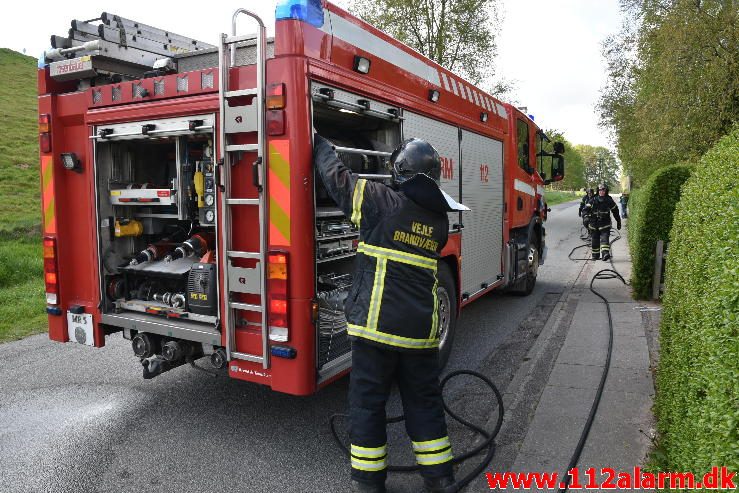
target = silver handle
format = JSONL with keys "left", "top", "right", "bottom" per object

{"left": 334, "top": 146, "right": 392, "bottom": 158}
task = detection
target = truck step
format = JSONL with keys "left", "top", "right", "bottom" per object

{"left": 226, "top": 198, "right": 259, "bottom": 206}
{"left": 231, "top": 351, "right": 264, "bottom": 363}
{"left": 229, "top": 302, "right": 262, "bottom": 313}
{"left": 225, "top": 89, "right": 257, "bottom": 98}
{"left": 228, "top": 250, "right": 261, "bottom": 259}
{"left": 226, "top": 144, "right": 258, "bottom": 153}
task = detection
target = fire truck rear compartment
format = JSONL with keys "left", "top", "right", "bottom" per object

{"left": 93, "top": 118, "right": 223, "bottom": 368}
{"left": 311, "top": 85, "right": 400, "bottom": 371}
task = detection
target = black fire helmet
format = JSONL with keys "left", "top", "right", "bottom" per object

{"left": 390, "top": 138, "right": 442, "bottom": 186}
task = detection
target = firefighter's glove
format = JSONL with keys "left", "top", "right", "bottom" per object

{"left": 578, "top": 210, "right": 581, "bottom": 217}
{"left": 617, "top": 221, "right": 622, "bottom": 230}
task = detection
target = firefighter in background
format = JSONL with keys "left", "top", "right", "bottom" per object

{"left": 585, "top": 183, "right": 621, "bottom": 261}
{"left": 619, "top": 192, "right": 629, "bottom": 218}
{"left": 578, "top": 188, "right": 595, "bottom": 232}
{"left": 314, "top": 134, "right": 468, "bottom": 493}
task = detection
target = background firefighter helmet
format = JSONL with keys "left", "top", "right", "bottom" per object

{"left": 390, "top": 138, "right": 442, "bottom": 185}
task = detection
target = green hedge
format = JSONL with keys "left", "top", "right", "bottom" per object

{"left": 627, "top": 164, "right": 693, "bottom": 299}
{"left": 656, "top": 128, "right": 739, "bottom": 474}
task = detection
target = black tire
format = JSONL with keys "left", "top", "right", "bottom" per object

{"left": 510, "top": 237, "right": 539, "bottom": 296}
{"left": 436, "top": 262, "right": 458, "bottom": 369}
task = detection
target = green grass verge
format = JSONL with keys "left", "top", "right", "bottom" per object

{"left": 0, "top": 235, "right": 46, "bottom": 342}
{"left": 544, "top": 190, "right": 581, "bottom": 206}
{"left": 0, "top": 48, "right": 39, "bottom": 235}
{"left": 0, "top": 49, "right": 46, "bottom": 342}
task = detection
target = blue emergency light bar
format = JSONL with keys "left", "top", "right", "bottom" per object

{"left": 275, "top": 0, "right": 324, "bottom": 28}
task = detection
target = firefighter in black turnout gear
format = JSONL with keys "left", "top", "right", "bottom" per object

{"left": 584, "top": 183, "right": 621, "bottom": 260}
{"left": 578, "top": 188, "right": 595, "bottom": 231}
{"left": 314, "top": 134, "right": 468, "bottom": 493}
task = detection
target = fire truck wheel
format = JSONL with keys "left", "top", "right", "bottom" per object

{"left": 436, "top": 262, "right": 457, "bottom": 369}
{"left": 511, "top": 237, "right": 539, "bottom": 296}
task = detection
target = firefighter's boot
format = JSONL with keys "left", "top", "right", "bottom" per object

{"left": 351, "top": 479, "right": 386, "bottom": 493}
{"left": 422, "top": 476, "right": 457, "bottom": 493}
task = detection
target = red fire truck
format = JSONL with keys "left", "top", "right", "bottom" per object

{"left": 39, "top": 1, "right": 564, "bottom": 395}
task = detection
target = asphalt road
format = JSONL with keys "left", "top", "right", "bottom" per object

{"left": 0, "top": 200, "right": 586, "bottom": 493}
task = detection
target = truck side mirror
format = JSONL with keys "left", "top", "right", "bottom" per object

{"left": 553, "top": 142, "right": 565, "bottom": 154}
{"left": 551, "top": 155, "right": 565, "bottom": 182}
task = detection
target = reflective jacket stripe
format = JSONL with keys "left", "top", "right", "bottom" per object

{"left": 429, "top": 276, "right": 439, "bottom": 341}
{"left": 348, "top": 324, "right": 439, "bottom": 349}
{"left": 366, "top": 258, "right": 387, "bottom": 330}
{"left": 350, "top": 178, "right": 367, "bottom": 226}
{"left": 352, "top": 243, "right": 439, "bottom": 348}
{"left": 357, "top": 242, "right": 437, "bottom": 270}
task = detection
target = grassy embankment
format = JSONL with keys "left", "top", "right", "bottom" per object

{"left": 544, "top": 190, "right": 581, "bottom": 206}
{"left": 0, "top": 48, "right": 45, "bottom": 342}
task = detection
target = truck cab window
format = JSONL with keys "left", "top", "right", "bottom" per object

{"left": 517, "top": 119, "right": 530, "bottom": 172}
{"left": 536, "top": 132, "right": 546, "bottom": 176}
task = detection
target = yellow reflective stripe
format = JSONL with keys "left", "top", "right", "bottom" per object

{"left": 415, "top": 449, "right": 453, "bottom": 466}
{"left": 348, "top": 324, "right": 439, "bottom": 349}
{"left": 429, "top": 275, "right": 439, "bottom": 340}
{"left": 351, "top": 457, "right": 387, "bottom": 471}
{"left": 351, "top": 444, "right": 387, "bottom": 458}
{"left": 357, "top": 242, "right": 437, "bottom": 271}
{"left": 412, "top": 437, "right": 451, "bottom": 452}
{"left": 351, "top": 179, "right": 367, "bottom": 226}
{"left": 366, "top": 258, "right": 387, "bottom": 330}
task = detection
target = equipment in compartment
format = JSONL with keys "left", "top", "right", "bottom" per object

{"left": 198, "top": 161, "right": 216, "bottom": 226}
{"left": 110, "top": 184, "right": 177, "bottom": 206}
{"left": 112, "top": 255, "right": 216, "bottom": 319}
{"left": 97, "top": 122, "right": 219, "bottom": 324}
{"left": 315, "top": 216, "right": 359, "bottom": 261}
{"left": 114, "top": 218, "right": 144, "bottom": 237}
{"left": 317, "top": 287, "right": 351, "bottom": 368}
{"left": 164, "top": 232, "right": 214, "bottom": 262}
{"left": 316, "top": 218, "right": 357, "bottom": 237}
{"left": 129, "top": 234, "right": 184, "bottom": 265}
{"left": 187, "top": 263, "right": 217, "bottom": 315}
{"left": 318, "top": 272, "right": 353, "bottom": 290}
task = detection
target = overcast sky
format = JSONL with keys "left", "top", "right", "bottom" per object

{"left": 1, "top": 0, "right": 621, "bottom": 148}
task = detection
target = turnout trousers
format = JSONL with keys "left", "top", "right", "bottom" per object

{"left": 590, "top": 226, "right": 611, "bottom": 259}
{"left": 349, "top": 339, "right": 453, "bottom": 486}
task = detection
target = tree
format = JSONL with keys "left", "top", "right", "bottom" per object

{"left": 576, "top": 145, "right": 620, "bottom": 190}
{"left": 598, "top": 0, "right": 738, "bottom": 186}
{"left": 540, "top": 130, "right": 586, "bottom": 191}
{"left": 349, "top": 0, "right": 507, "bottom": 92}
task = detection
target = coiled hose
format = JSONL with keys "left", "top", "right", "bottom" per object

{"left": 330, "top": 370, "right": 504, "bottom": 491}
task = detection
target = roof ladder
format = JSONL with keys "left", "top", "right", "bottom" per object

{"left": 218, "top": 9, "right": 269, "bottom": 369}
